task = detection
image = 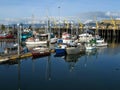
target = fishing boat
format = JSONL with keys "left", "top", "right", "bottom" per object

{"left": 66, "top": 45, "right": 81, "bottom": 54}
{"left": 31, "top": 45, "right": 50, "bottom": 58}
{"left": 78, "top": 33, "right": 94, "bottom": 43}
{"left": 85, "top": 39, "right": 96, "bottom": 50}
{"left": 0, "top": 33, "right": 14, "bottom": 39}
{"left": 54, "top": 43, "right": 67, "bottom": 55}
{"left": 32, "top": 51, "right": 50, "bottom": 58}
{"left": 62, "top": 32, "right": 73, "bottom": 44}
{"left": 5, "top": 34, "right": 14, "bottom": 39}
{"left": 21, "top": 31, "right": 33, "bottom": 41}
{"left": 96, "top": 38, "right": 108, "bottom": 47}
{"left": 0, "top": 33, "right": 6, "bottom": 39}
{"left": 25, "top": 34, "right": 48, "bottom": 46}
{"left": 25, "top": 38, "right": 47, "bottom": 45}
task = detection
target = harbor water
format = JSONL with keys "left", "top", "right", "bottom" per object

{"left": 0, "top": 42, "right": 120, "bottom": 90}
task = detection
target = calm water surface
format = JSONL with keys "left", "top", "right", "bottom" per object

{"left": 0, "top": 42, "right": 120, "bottom": 90}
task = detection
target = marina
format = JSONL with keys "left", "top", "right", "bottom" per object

{"left": 0, "top": 19, "right": 120, "bottom": 90}
{"left": 1, "top": 0, "right": 120, "bottom": 90}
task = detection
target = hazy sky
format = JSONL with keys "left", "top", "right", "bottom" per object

{"left": 0, "top": 0, "right": 119, "bottom": 19}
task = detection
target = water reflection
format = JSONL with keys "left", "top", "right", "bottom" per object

{"left": 46, "top": 56, "right": 51, "bottom": 80}
{"left": 85, "top": 49, "right": 98, "bottom": 56}
{"left": 97, "top": 46, "right": 107, "bottom": 53}
{"left": 84, "top": 49, "right": 98, "bottom": 67}
{"left": 1, "top": 41, "right": 120, "bottom": 89}
{"left": 17, "top": 59, "right": 21, "bottom": 90}
{"left": 0, "top": 59, "right": 21, "bottom": 90}
{"left": 32, "top": 56, "right": 52, "bottom": 81}
{"left": 64, "top": 54, "right": 81, "bottom": 72}
{"left": 0, "top": 59, "right": 19, "bottom": 65}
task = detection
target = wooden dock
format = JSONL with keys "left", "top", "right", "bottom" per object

{"left": 0, "top": 52, "right": 32, "bottom": 63}
{"left": 0, "top": 49, "right": 55, "bottom": 63}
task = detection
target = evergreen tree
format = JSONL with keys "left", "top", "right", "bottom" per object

{"left": 1, "top": 24, "right": 6, "bottom": 31}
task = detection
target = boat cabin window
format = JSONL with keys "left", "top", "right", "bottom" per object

{"left": 37, "top": 34, "right": 48, "bottom": 41}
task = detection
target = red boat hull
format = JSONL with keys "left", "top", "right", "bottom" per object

{"left": 32, "top": 51, "right": 50, "bottom": 58}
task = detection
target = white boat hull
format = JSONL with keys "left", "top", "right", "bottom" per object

{"left": 96, "top": 43, "right": 108, "bottom": 47}
{"left": 50, "top": 38, "right": 57, "bottom": 44}
{"left": 86, "top": 46, "right": 96, "bottom": 50}
{"left": 85, "top": 43, "right": 96, "bottom": 50}
{"left": 66, "top": 46, "right": 81, "bottom": 54}
{"left": 25, "top": 41, "right": 47, "bottom": 45}
{"left": 96, "top": 38, "right": 108, "bottom": 47}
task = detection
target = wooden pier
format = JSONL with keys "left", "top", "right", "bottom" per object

{"left": 0, "top": 52, "right": 32, "bottom": 63}
{"left": 0, "top": 49, "right": 55, "bottom": 63}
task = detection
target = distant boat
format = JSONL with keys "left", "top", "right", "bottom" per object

{"left": 96, "top": 38, "right": 108, "bottom": 47}
{"left": 78, "top": 33, "right": 94, "bottom": 43}
{"left": 0, "top": 33, "right": 7, "bottom": 39}
{"left": 0, "top": 33, "right": 14, "bottom": 39}
{"left": 62, "top": 32, "right": 73, "bottom": 44}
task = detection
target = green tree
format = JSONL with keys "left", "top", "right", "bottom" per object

{"left": 1, "top": 24, "right": 6, "bottom": 31}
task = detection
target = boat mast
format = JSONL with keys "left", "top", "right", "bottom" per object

{"left": 94, "top": 16, "right": 99, "bottom": 35}
{"left": 46, "top": 8, "right": 51, "bottom": 48}
{"left": 17, "top": 24, "right": 22, "bottom": 57}
{"left": 47, "top": 19, "right": 51, "bottom": 48}
{"left": 58, "top": 6, "right": 61, "bottom": 38}
{"left": 32, "top": 14, "right": 35, "bottom": 33}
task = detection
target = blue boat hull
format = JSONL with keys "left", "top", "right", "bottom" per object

{"left": 55, "top": 48, "right": 66, "bottom": 55}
